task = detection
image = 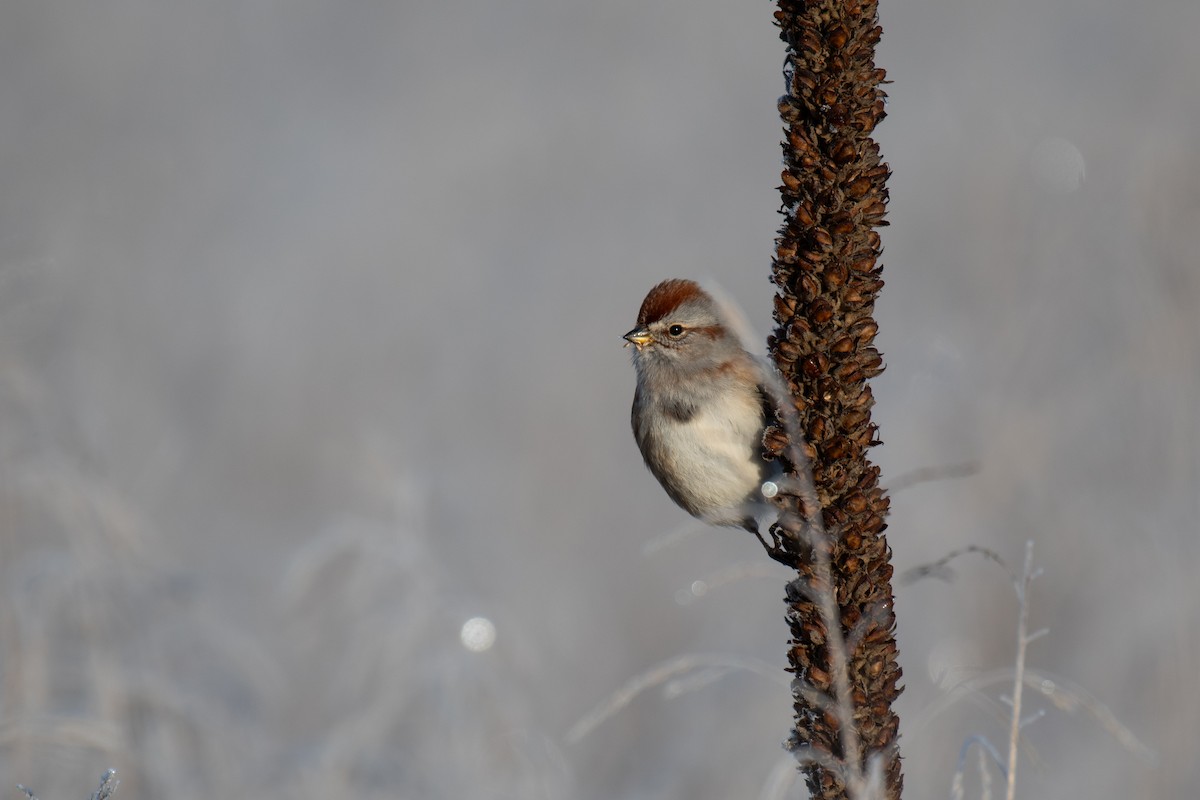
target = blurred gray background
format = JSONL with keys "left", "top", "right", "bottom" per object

{"left": 2, "top": 0, "right": 1196, "bottom": 798}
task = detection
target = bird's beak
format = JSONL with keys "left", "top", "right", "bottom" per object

{"left": 623, "top": 327, "right": 653, "bottom": 349}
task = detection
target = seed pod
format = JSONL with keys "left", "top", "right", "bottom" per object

{"left": 800, "top": 272, "right": 822, "bottom": 300}
{"left": 763, "top": 425, "right": 789, "bottom": 456}
{"left": 824, "top": 436, "right": 851, "bottom": 461}
{"left": 800, "top": 30, "right": 822, "bottom": 55}
{"left": 793, "top": 255, "right": 817, "bottom": 276}
{"left": 862, "top": 198, "right": 887, "bottom": 219}
{"left": 778, "top": 97, "right": 803, "bottom": 124}
{"left": 830, "top": 217, "right": 855, "bottom": 236}
{"left": 822, "top": 504, "right": 848, "bottom": 529}
{"left": 830, "top": 24, "right": 849, "bottom": 49}
{"left": 794, "top": 68, "right": 818, "bottom": 94}
{"left": 834, "top": 362, "right": 864, "bottom": 384}
{"left": 775, "top": 336, "right": 803, "bottom": 362}
{"left": 808, "top": 666, "right": 831, "bottom": 691}
{"left": 832, "top": 140, "right": 856, "bottom": 163}
{"left": 810, "top": 227, "right": 833, "bottom": 250}
{"left": 801, "top": 352, "right": 829, "bottom": 378}
{"left": 841, "top": 408, "right": 868, "bottom": 431}
{"left": 847, "top": 175, "right": 873, "bottom": 198}
{"left": 774, "top": 293, "right": 798, "bottom": 319}
{"left": 843, "top": 491, "right": 868, "bottom": 514}
{"left": 808, "top": 299, "right": 834, "bottom": 324}
{"left": 859, "top": 277, "right": 885, "bottom": 294}
{"left": 823, "top": 260, "right": 848, "bottom": 288}
{"left": 788, "top": 129, "right": 814, "bottom": 155}
{"left": 849, "top": 255, "right": 877, "bottom": 274}
{"left": 850, "top": 318, "right": 879, "bottom": 342}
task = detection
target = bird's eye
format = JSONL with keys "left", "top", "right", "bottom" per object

{"left": 668, "top": 324, "right": 685, "bottom": 337}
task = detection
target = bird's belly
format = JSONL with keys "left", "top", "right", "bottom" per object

{"left": 655, "top": 393, "right": 763, "bottom": 512}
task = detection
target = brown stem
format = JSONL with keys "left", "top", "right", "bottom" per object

{"left": 764, "top": 0, "right": 903, "bottom": 797}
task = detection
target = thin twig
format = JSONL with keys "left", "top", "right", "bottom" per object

{"left": 888, "top": 462, "right": 979, "bottom": 494}
{"left": 1004, "top": 541, "right": 1036, "bottom": 800}
{"left": 567, "top": 653, "right": 789, "bottom": 744}
{"left": 761, "top": 371, "right": 867, "bottom": 795}
{"left": 899, "top": 545, "right": 1013, "bottom": 587}
{"left": 950, "top": 735, "right": 1004, "bottom": 800}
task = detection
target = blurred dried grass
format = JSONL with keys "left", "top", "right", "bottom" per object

{"left": 1, "top": 0, "right": 1197, "bottom": 798}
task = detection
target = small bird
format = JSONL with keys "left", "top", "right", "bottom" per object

{"left": 624, "top": 279, "right": 777, "bottom": 543}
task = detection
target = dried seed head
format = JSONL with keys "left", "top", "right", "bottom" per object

{"left": 772, "top": 2, "right": 900, "bottom": 795}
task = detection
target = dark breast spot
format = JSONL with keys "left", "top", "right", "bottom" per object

{"left": 663, "top": 400, "right": 697, "bottom": 422}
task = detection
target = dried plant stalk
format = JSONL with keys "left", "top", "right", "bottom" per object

{"left": 764, "top": 0, "right": 902, "bottom": 798}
